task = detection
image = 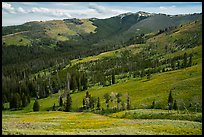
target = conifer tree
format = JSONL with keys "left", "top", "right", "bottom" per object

{"left": 173, "top": 100, "right": 178, "bottom": 110}
{"left": 112, "top": 72, "right": 115, "bottom": 84}
{"left": 65, "top": 92, "right": 72, "bottom": 112}
{"left": 97, "top": 97, "right": 101, "bottom": 110}
{"left": 33, "top": 99, "right": 40, "bottom": 111}
{"left": 59, "top": 95, "right": 63, "bottom": 107}
{"left": 183, "top": 52, "right": 187, "bottom": 68}
{"left": 168, "top": 90, "right": 173, "bottom": 110}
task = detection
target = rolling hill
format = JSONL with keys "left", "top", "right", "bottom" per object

{"left": 2, "top": 10, "right": 202, "bottom": 135}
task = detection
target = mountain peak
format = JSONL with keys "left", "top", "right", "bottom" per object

{"left": 136, "top": 11, "right": 154, "bottom": 17}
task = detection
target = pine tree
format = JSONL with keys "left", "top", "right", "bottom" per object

{"left": 33, "top": 99, "right": 40, "bottom": 111}
{"left": 177, "top": 60, "right": 180, "bottom": 69}
{"left": 183, "top": 52, "right": 187, "bottom": 68}
{"left": 65, "top": 92, "right": 72, "bottom": 112}
{"left": 59, "top": 95, "right": 63, "bottom": 107}
{"left": 97, "top": 97, "right": 100, "bottom": 110}
{"left": 168, "top": 90, "right": 173, "bottom": 110}
{"left": 112, "top": 72, "right": 115, "bottom": 84}
{"left": 173, "top": 100, "right": 178, "bottom": 110}
{"left": 22, "top": 93, "right": 27, "bottom": 107}
{"left": 83, "top": 98, "right": 86, "bottom": 109}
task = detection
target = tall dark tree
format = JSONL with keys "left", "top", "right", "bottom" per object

{"left": 112, "top": 72, "right": 115, "bottom": 84}
{"left": 10, "top": 92, "right": 21, "bottom": 109}
{"left": 97, "top": 97, "right": 101, "bottom": 110}
{"left": 59, "top": 95, "right": 63, "bottom": 107}
{"left": 65, "top": 92, "right": 72, "bottom": 112}
{"left": 33, "top": 99, "right": 40, "bottom": 111}
{"left": 168, "top": 90, "right": 173, "bottom": 110}
{"left": 183, "top": 52, "right": 187, "bottom": 68}
{"left": 177, "top": 60, "right": 180, "bottom": 69}
{"left": 81, "top": 73, "right": 88, "bottom": 91}
{"left": 173, "top": 100, "right": 178, "bottom": 110}
{"left": 21, "top": 93, "right": 27, "bottom": 107}
{"left": 83, "top": 98, "right": 86, "bottom": 109}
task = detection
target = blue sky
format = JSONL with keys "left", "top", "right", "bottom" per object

{"left": 2, "top": 2, "right": 202, "bottom": 26}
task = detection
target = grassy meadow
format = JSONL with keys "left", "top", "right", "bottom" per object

{"left": 2, "top": 111, "right": 202, "bottom": 135}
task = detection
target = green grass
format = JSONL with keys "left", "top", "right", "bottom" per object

{"left": 2, "top": 33, "right": 32, "bottom": 46}
{"left": 5, "top": 63, "right": 201, "bottom": 113}
{"left": 70, "top": 44, "right": 145, "bottom": 66}
{"left": 70, "top": 64, "right": 202, "bottom": 111}
{"left": 108, "top": 109, "right": 202, "bottom": 122}
{"left": 2, "top": 111, "right": 202, "bottom": 135}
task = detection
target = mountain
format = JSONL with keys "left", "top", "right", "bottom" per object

{"left": 2, "top": 12, "right": 202, "bottom": 48}
{"left": 2, "top": 11, "right": 202, "bottom": 114}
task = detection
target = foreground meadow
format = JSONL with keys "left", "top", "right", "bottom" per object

{"left": 2, "top": 111, "right": 202, "bottom": 135}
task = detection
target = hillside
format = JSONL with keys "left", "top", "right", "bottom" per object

{"left": 2, "top": 9, "right": 202, "bottom": 135}
{"left": 3, "top": 19, "right": 202, "bottom": 112}
{"left": 2, "top": 12, "right": 202, "bottom": 110}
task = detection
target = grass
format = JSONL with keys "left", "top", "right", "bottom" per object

{"left": 108, "top": 109, "right": 202, "bottom": 122}
{"left": 69, "top": 64, "right": 202, "bottom": 111}
{"left": 70, "top": 44, "right": 146, "bottom": 66}
{"left": 2, "top": 33, "right": 32, "bottom": 46}
{"left": 5, "top": 63, "right": 201, "bottom": 114}
{"left": 2, "top": 111, "right": 202, "bottom": 135}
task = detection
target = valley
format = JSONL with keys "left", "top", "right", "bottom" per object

{"left": 2, "top": 4, "right": 202, "bottom": 135}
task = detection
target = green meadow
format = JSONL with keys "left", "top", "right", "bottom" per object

{"left": 2, "top": 111, "right": 202, "bottom": 135}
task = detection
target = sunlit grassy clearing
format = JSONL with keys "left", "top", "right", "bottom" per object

{"left": 2, "top": 111, "right": 202, "bottom": 135}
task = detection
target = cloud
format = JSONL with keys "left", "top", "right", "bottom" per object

{"left": 16, "top": 7, "right": 27, "bottom": 13}
{"left": 88, "top": 3, "right": 130, "bottom": 17}
{"left": 88, "top": 3, "right": 107, "bottom": 14}
{"left": 2, "top": 2, "right": 16, "bottom": 14}
{"left": 30, "top": 7, "right": 72, "bottom": 18}
{"left": 159, "top": 5, "right": 176, "bottom": 10}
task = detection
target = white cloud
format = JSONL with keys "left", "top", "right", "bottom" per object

{"left": 88, "top": 3, "right": 107, "bottom": 14}
{"left": 16, "top": 7, "right": 27, "bottom": 13}
{"left": 159, "top": 5, "right": 176, "bottom": 10}
{"left": 54, "top": 3, "right": 77, "bottom": 6}
{"left": 30, "top": 7, "right": 72, "bottom": 18}
{"left": 2, "top": 2, "right": 16, "bottom": 14}
{"left": 87, "top": 3, "right": 130, "bottom": 18}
